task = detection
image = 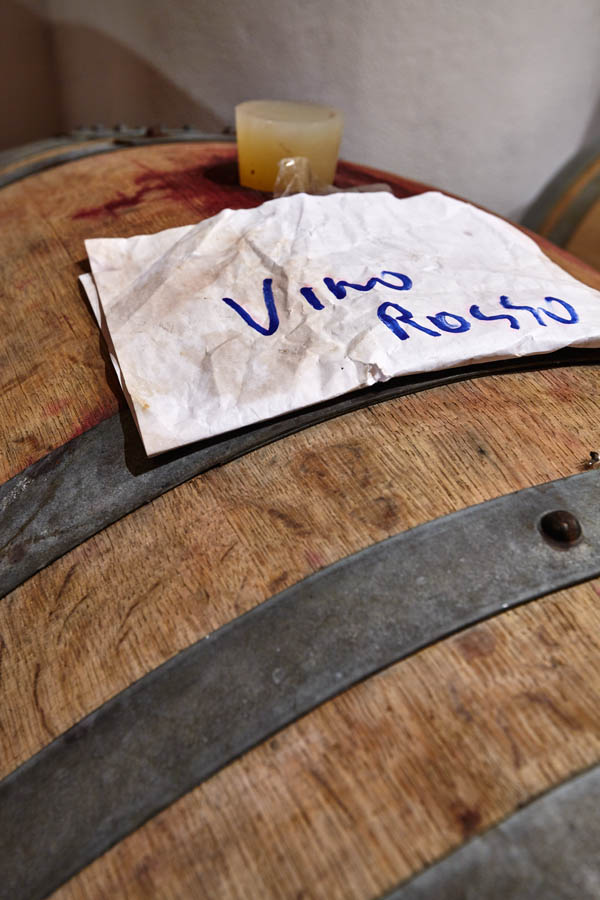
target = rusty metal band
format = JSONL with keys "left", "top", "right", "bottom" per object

{"left": 1, "top": 468, "right": 600, "bottom": 900}
{"left": 384, "top": 762, "right": 600, "bottom": 899}
{"left": 0, "top": 128, "right": 236, "bottom": 189}
{"left": 1, "top": 348, "right": 598, "bottom": 600}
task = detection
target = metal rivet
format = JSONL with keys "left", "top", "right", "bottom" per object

{"left": 540, "top": 510, "right": 582, "bottom": 546}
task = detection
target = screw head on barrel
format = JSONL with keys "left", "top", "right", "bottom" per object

{"left": 540, "top": 510, "right": 582, "bottom": 546}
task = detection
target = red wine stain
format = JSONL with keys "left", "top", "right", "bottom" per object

{"left": 7, "top": 402, "right": 116, "bottom": 481}
{"left": 72, "top": 160, "right": 264, "bottom": 221}
{"left": 305, "top": 548, "right": 326, "bottom": 570}
{"left": 73, "top": 187, "right": 149, "bottom": 219}
{"left": 68, "top": 404, "right": 116, "bottom": 440}
{"left": 43, "top": 398, "right": 70, "bottom": 417}
{"left": 71, "top": 156, "right": 421, "bottom": 221}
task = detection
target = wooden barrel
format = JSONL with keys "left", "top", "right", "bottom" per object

{"left": 523, "top": 142, "right": 600, "bottom": 273}
{"left": 2, "top": 137, "right": 600, "bottom": 900}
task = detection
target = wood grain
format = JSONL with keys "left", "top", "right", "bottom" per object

{"left": 1, "top": 363, "right": 599, "bottom": 897}
{"left": 1, "top": 364, "right": 597, "bottom": 778}
{"left": 52, "top": 578, "right": 600, "bottom": 900}
{"left": 538, "top": 153, "right": 600, "bottom": 238}
{"left": 0, "top": 143, "right": 258, "bottom": 482}
{"left": 0, "top": 142, "right": 422, "bottom": 483}
{"left": 535, "top": 150, "right": 600, "bottom": 273}
{"left": 1, "top": 141, "right": 598, "bottom": 484}
{"left": 2, "top": 142, "right": 600, "bottom": 898}
{"left": 568, "top": 199, "right": 600, "bottom": 273}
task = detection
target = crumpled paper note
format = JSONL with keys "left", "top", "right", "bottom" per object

{"left": 81, "top": 191, "right": 600, "bottom": 456}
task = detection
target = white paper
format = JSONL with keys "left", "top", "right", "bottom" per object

{"left": 82, "top": 191, "right": 600, "bottom": 456}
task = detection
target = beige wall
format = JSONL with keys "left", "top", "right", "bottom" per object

{"left": 3, "top": 0, "right": 600, "bottom": 219}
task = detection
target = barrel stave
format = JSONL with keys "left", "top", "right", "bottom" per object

{"left": 51, "top": 578, "right": 600, "bottom": 899}
{"left": 2, "top": 141, "right": 600, "bottom": 898}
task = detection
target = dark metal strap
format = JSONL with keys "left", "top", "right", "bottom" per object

{"left": 383, "top": 763, "right": 600, "bottom": 899}
{"left": 1, "top": 348, "right": 598, "bottom": 600}
{"left": 1, "top": 469, "right": 600, "bottom": 900}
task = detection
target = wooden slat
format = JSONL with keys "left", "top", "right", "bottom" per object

{"left": 567, "top": 200, "right": 600, "bottom": 273}
{"left": 0, "top": 177, "right": 116, "bottom": 480}
{"left": 538, "top": 153, "right": 600, "bottom": 239}
{"left": 0, "top": 142, "right": 259, "bottom": 482}
{"left": 51, "top": 578, "right": 600, "bottom": 899}
{"left": 2, "top": 365, "right": 597, "bottom": 779}
{"left": 2, "top": 142, "right": 600, "bottom": 898}
{"left": 2, "top": 141, "right": 598, "bottom": 484}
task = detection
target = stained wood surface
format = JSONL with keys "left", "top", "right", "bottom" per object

{"left": 1, "top": 363, "right": 598, "bottom": 775}
{"left": 1, "top": 142, "right": 600, "bottom": 898}
{"left": 53, "top": 578, "right": 600, "bottom": 900}
{"left": 2, "top": 363, "right": 600, "bottom": 898}
{"left": 0, "top": 141, "right": 424, "bottom": 483}
{"left": 1, "top": 141, "right": 598, "bottom": 483}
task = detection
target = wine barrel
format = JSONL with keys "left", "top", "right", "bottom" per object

{"left": 2, "top": 137, "right": 600, "bottom": 900}
{"left": 523, "top": 141, "right": 600, "bottom": 273}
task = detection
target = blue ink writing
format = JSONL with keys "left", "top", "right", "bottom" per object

{"left": 499, "top": 295, "right": 547, "bottom": 327}
{"left": 299, "top": 286, "right": 325, "bottom": 310}
{"left": 222, "top": 269, "right": 412, "bottom": 333}
{"left": 221, "top": 270, "right": 580, "bottom": 345}
{"left": 377, "top": 302, "right": 441, "bottom": 340}
{"left": 324, "top": 270, "right": 412, "bottom": 299}
{"left": 470, "top": 304, "right": 519, "bottom": 329}
{"left": 541, "top": 296, "right": 578, "bottom": 324}
{"left": 221, "top": 278, "right": 279, "bottom": 336}
{"left": 426, "top": 312, "right": 471, "bottom": 333}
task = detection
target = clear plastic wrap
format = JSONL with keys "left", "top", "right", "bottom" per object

{"left": 273, "top": 156, "right": 393, "bottom": 198}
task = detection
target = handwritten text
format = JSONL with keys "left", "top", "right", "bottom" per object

{"left": 221, "top": 270, "right": 579, "bottom": 340}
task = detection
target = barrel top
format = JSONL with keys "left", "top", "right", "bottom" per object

{"left": 2, "top": 138, "right": 599, "bottom": 484}
{"left": 3, "top": 138, "right": 600, "bottom": 900}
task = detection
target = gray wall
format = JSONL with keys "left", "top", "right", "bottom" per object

{"left": 3, "top": 0, "right": 600, "bottom": 219}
